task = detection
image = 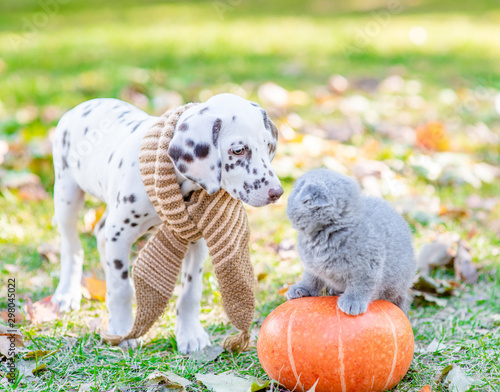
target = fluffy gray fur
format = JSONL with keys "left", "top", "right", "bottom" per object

{"left": 286, "top": 169, "right": 416, "bottom": 315}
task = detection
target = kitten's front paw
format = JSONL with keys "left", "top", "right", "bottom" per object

{"left": 338, "top": 294, "right": 369, "bottom": 315}
{"left": 286, "top": 283, "right": 317, "bottom": 300}
{"left": 327, "top": 288, "right": 342, "bottom": 296}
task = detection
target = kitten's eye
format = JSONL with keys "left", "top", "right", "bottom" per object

{"left": 230, "top": 147, "right": 245, "bottom": 156}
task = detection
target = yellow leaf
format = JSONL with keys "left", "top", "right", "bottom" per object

{"left": 83, "top": 276, "right": 107, "bottom": 302}
{"left": 24, "top": 349, "right": 58, "bottom": 360}
{"left": 416, "top": 121, "right": 450, "bottom": 151}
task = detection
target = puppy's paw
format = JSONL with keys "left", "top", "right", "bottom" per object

{"left": 338, "top": 294, "right": 369, "bottom": 315}
{"left": 286, "top": 283, "right": 318, "bottom": 300}
{"left": 51, "top": 289, "right": 82, "bottom": 312}
{"left": 118, "top": 338, "right": 140, "bottom": 350}
{"left": 176, "top": 323, "right": 210, "bottom": 354}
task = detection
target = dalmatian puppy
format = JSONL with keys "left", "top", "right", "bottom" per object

{"left": 51, "top": 93, "right": 283, "bottom": 353}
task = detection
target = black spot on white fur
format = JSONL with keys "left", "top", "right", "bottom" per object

{"left": 131, "top": 119, "right": 145, "bottom": 133}
{"left": 178, "top": 163, "right": 187, "bottom": 173}
{"left": 212, "top": 118, "right": 222, "bottom": 147}
{"left": 178, "top": 122, "right": 189, "bottom": 131}
{"left": 114, "top": 259, "right": 123, "bottom": 269}
{"left": 194, "top": 143, "right": 210, "bottom": 159}
{"left": 122, "top": 270, "right": 128, "bottom": 279}
{"left": 62, "top": 130, "right": 68, "bottom": 148}
{"left": 182, "top": 153, "right": 194, "bottom": 163}
{"left": 186, "top": 139, "right": 195, "bottom": 147}
{"left": 123, "top": 194, "right": 136, "bottom": 203}
{"left": 188, "top": 274, "right": 192, "bottom": 282}
{"left": 168, "top": 145, "right": 182, "bottom": 162}
{"left": 199, "top": 107, "right": 209, "bottom": 114}
{"left": 98, "top": 217, "right": 106, "bottom": 231}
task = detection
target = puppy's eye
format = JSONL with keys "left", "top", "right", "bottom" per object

{"left": 231, "top": 147, "right": 245, "bottom": 156}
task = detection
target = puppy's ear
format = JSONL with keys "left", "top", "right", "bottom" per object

{"left": 260, "top": 108, "right": 278, "bottom": 161}
{"left": 167, "top": 106, "right": 222, "bottom": 195}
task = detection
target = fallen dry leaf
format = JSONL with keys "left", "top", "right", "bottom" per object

{"left": 249, "top": 379, "right": 270, "bottom": 392}
{"left": 0, "top": 335, "right": 16, "bottom": 356}
{"left": 195, "top": 372, "right": 253, "bottom": 392}
{"left": 86, "top": 317, "right": 102, "bottom": 333}
{"left": 412, "top": 291, "right": 448, "bottom": 307}
{"left": 417, "top": 234, "right": 458, "bottom": 274}
{"left": 147, "top": 370, "right": 189, "bottom": 391}
{"left": 416, "top": 121, "right": 450, "bottom": 152}
{"left": 83, "top": 275, "right": 106, "bottom": 302}
{"left": 419, "top": 385, "right": 432, "bottom": 392}
{"left": 191, "top": 344, "right": 224, "bottom": 364}
{"left": 441, "top": 364, "right": 474, "bottom": 392}
{"left": 23, "top": 349, "right": 58, "bottom": 360}
{"left": 0, "top": 310, "right": 24, "bottom": 324}
{"left": 278, "top": 285, "right": 290, "bottom": 296}
{"left": 413, "top": 275, "right": 456, "bottom": 297}
{"left": 23, "top": 296, "right": 59, "bottom": 324}
{"left": 83, "top": 206, "right": 106, "bottom": 233}
{"left": 17, "top": 359, "right": 47, "bottom": 381}
{"left": 18, "top": 182, "right": 48, "bottom": 201}
{"left": 454, "top": 241, "right": 479, "bottom": 284}
{"left": 37, "top": 242, "right": 60, "bottom": 264}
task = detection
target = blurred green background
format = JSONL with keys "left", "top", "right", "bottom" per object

{"left": 2, "top": 0, "right": 500, "bottom": 112}
{"left": 1, "top": 1, "right": 500, "bottom": 390}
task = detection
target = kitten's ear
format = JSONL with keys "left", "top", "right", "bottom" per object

{"left": 299, "top": 184, "right": 328, "bottom": 207}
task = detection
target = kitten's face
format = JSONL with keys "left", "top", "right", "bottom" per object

{"left": 287, "top": 169, "right": 361, "bottom": 233}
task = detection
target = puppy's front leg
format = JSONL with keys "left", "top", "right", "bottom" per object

{"left": 175, "top": 239, "right": 210, "bottom": 354}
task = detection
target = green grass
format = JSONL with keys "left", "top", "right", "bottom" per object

{"left": 1, "top": 0, "right": 500, "bottom": 391}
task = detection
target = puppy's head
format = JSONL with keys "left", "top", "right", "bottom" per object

{"left": 167, "top": 93, "right": 283, "bottom": 207}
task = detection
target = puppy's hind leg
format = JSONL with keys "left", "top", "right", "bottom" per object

{"left": 175, "top": 239, "right": 210, "bottom": 354}
{"left": 52, "top": 175, "right": 85, "bottom": 312}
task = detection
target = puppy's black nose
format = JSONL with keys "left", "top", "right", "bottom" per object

{"left": 268, "top": 187, "right": 284, "bottom": 201}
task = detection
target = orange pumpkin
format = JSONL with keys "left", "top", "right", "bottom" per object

{"left": 257, "top": 296, "right": 414, "bottom": 392}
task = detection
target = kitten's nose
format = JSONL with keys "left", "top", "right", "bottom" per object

{"left": 268, "top": 187, "right": 284, "bottom": 201}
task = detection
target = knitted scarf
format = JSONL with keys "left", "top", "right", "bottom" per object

{"left": 102, "top": 104, "right": 255, "bottom": 352}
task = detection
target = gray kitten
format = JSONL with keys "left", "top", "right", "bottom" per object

{"left": 286, "top": 169, "right": 416, "bottom": 315}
